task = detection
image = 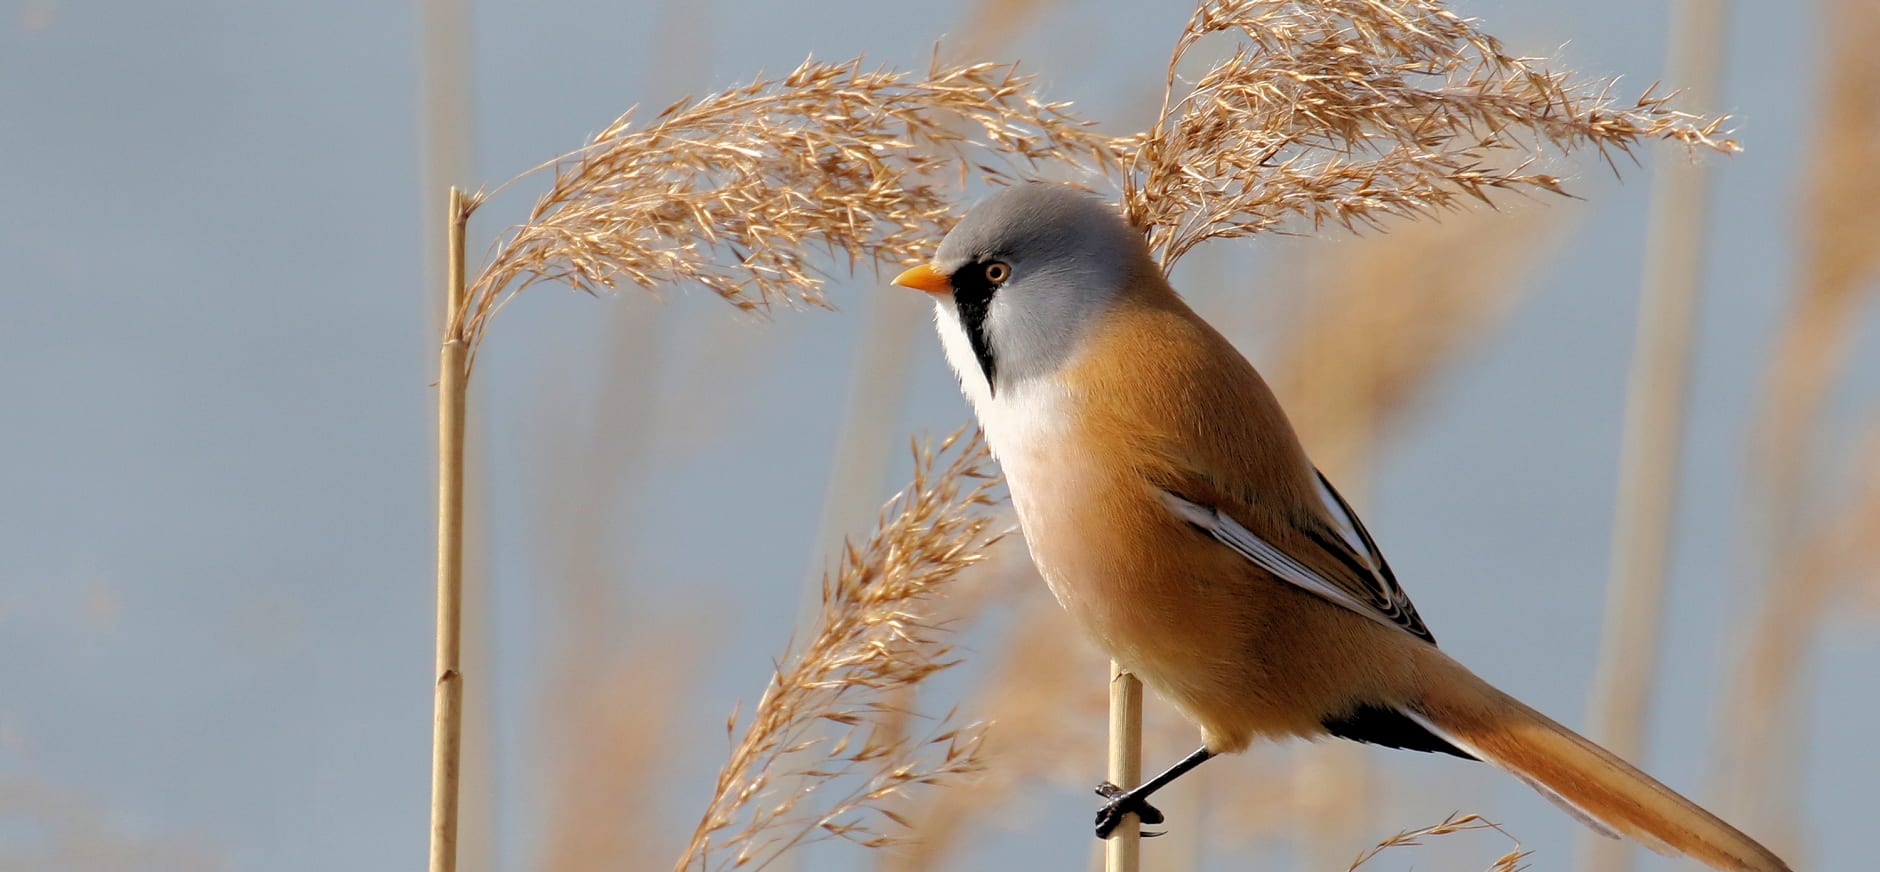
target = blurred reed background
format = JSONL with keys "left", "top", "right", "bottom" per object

{"left": 2, "top": 1, "right": 1877, "bottom": 871}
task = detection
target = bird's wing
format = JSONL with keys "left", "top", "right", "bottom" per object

{"left": 1157, "top": 468, "right": 1436, "bottom": 644}
{"left": 1061, "top": 291, "right": 1435, "bottom": 643}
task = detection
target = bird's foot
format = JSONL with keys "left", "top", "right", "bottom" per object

{"left": 1093, "top": 781, "right": 1166, "bottom": 839}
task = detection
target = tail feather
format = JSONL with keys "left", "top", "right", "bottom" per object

{"left": 1410, "top": 660, "right": 1792, "bottom": 872}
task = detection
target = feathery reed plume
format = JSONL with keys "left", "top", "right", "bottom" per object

{"left": 883, "top": 592, "right": 1106, "bottom": 871}
{"left": 1119, "top": 0, "right": 1735, "bottom": 268}
{"left": 455, "top": 56, "right": 1119, "bottom": 363}
{"left": 1346, "top": 813, "right": 1529, "bottom": 872}
{"left": 675, "top": 431, "right": 1003, "bottom": 870}
{"left": 863, "top": 534, "right": 1047, "bottom": 872}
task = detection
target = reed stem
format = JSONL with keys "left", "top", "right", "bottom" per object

{"left": 1105, "top": 662, "right": 1144, "bottom": 872}
{"left": 429, "top": 186, "right": 470, "bottom": 872}
{"left": 1578, "top": 4, "right": 1728, "bottom": 872}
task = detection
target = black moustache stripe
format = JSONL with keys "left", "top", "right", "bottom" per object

{"left": 951, "top": 269, "right": 998, "bottom": 395}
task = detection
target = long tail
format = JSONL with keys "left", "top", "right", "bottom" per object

{"left": 1406, "top": 655, "right": 1792, "bottom": 872}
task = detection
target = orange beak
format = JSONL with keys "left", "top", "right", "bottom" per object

{"left": 891, "top": 263, "right": 952, "bottom": 295}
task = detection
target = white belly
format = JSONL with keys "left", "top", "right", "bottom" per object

{"left": 988, "top": 396, "right": 1095, "bottom": 612}
{"left": 933, "top": 304, "right": 1091, "bottom": 609}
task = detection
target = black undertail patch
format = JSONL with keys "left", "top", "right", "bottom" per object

{"left": 1322, "top": 703, "right": 1476, "bottom": 760}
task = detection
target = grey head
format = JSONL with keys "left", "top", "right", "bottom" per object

{"left": 927, "top": 183, "right": 1150, "bottom": 396}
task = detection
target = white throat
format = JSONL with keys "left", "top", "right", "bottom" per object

{"left": 931, "top": 298, "right": 1076, "bottom": 472}
{"left": 931, "top": 298, "right": 1086, "bottom": 612}
{"left": 933, "top": 298, "right": 1061, "bottom": 427}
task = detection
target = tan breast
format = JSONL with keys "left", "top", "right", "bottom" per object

{"left": 992, "top": 286, "right": 1434, "bottom": 752}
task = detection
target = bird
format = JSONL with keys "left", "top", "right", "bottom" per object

{"left": 889, "top": 182, "right": 1791, "bottom": 872}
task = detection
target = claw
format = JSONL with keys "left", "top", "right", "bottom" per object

{"left": 1093, "top": 781, "right": 1167, "bottom": 838}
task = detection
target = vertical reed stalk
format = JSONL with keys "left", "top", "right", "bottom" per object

{"left": 1578, "top": 4, "right": 1729, "bottom": 872}
{"left": 429, "top": 186, "right": 470, "bottom": 872}
{"left": 1106, "top": 663, "right": 1144, "bottom": 872}
{"left": 418, "top": 6, "right": 490, "bottom": 868}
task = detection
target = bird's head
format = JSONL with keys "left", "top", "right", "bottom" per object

{"left": 892, "top": 182, "right": 1156, "bottom": 395}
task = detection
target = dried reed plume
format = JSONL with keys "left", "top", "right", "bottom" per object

{"left": 454, "top": 56, "right": 1119, "bottom": 364}
{"left": 883, "top": 590, "right": 1110, "bottom": 871}
{"left": 1345, "top": 812, "right": 1530, "bottom": 872}
{"left": 675, "top": 432, "right": 1003, "bottom": 870}
{"left": 1118, "top": 0, "right": 1735, "bottom": 268}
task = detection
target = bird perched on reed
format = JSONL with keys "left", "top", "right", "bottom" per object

{"left": 891, "top": 182, "right": 1791, "bottom": 872}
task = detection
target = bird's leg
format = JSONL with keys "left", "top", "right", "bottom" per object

{"left": 1094, "top": 746, "right": 1214, "bottom": 839}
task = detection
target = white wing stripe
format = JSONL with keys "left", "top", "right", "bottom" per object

{"left": 1158, "top": 489, "right": 1410, "bottom": 637}
{"left": 1315, "top": 474, "right": 1374, "bottom": 564}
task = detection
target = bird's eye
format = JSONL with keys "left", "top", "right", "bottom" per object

{"left": 984, "top": 261, "right": 1011, "bottom": 284}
